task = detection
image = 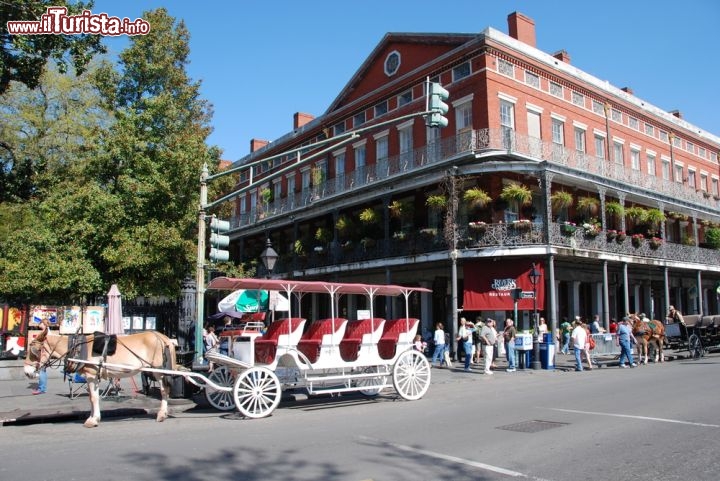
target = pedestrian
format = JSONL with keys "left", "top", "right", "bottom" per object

{"left": 431, "top": 322, "right": 446, "bottom": 367}
{"left": 668, "top": 305, "right": 685, "bottom": 325}
{"left": 582, "top": 320, "right": 594, "bottom": 370}
{"left": 538, "top": 317, "right": 548, "bottom": 337}
{"left": 473, "top": 316, "right": 483, "bottom": 364}
{"left": 32, "top": 319, "right": 50, "bottom": 395}
{"left": 503, "top": 318, "right": 517, "bottom": 372}
{"left": 457, "top": 318, "right": 474, "bottom": 372}
{"left": 571, "top": 320, "right": 587, "bottom": 372}
{"left": 204, "top": 324, "right": 219, "bottom": 369}
{"left": 609, "top": 318, "right": 618, "bottom": 334}
{"left": 560, "top": 317, "right": 572, "bottom": 354}
{"left": 480, "top": 318, "right": 497, "bottom": 375}
{"left": 616, "top": 316, "right": 638, "bottom": 368}
{"left": 413, "top": 334, "right": 426, "bottom": 353}
{"left": 590, "top": 314, "right": 604, "bottom": 334}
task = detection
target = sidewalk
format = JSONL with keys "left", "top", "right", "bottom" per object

{"left": 0, "top": 360, "right": 198, "bottom": 426}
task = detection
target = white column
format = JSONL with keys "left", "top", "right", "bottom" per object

{"left": 632, "top": 284, "right": 641, "bottom": 314}
{"left": 571, "top": 281, "right": 581, "bottom": 319}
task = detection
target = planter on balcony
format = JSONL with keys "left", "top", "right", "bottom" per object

{"left": 468, "top": 221, "right": 487, "bottom": 233}
{"left": 631, "top": 234, "right": 644, "bottom": 248}
{"left": 560, "top": 222, "right": 576, "bottom": 236}
{"left": 615, "top": 232, "right": 627, "bottom": 243}
{"left": 582, "top": 222, "right": 601, "bottom": 238}
{"left": 648, "top": 237, "right": 663, "bottom": 250}
{"left": 606, "top": 230, "right": 617, "bottom": 241}
{"left": 512, "top": 219, "right": 532, "bottom": 230}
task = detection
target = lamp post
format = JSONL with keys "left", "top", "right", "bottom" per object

{"left": 260, "top": 238, "right": 278, "bottom": 278}
{"left": 529, "top": 262, "right": 541, "bottom": 370}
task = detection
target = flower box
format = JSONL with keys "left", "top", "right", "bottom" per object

{"left": 631, "top": 234, "right": 644, "bottom": 248}
{"left": 615, "top": 231, "right": 627, "bottom": 243}
{"left": 606, "top": 230, "right": 617, "bottom": 241}
{"left": 560, "top": 222, "right": 577, "bottom": 235}
{"left": 512, "top": 219, "right": 532, "bottom": 230}
{"left": 648, "top": 237, "right": 662, "bottom": 250}
{"left": 582, "top": 223, "right": 601, "bottom": 238}
{"left": 468, "top": 221, "right": 487, "bottom": 232}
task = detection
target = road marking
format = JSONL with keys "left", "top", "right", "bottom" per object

{"left": 546, "top": 408, "right": 720, "bottom": 428}
{"left": 358, "top": 436, "right": 551, "bottom": 480}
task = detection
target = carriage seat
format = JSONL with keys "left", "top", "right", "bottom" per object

{"left": 377, "top": 318, "right": 419, "bottom": 360}
{"left": 339, "top": 318, "right": 385, "bottom": 362}
{"left": 254, "top": 318, "right": 306, "bottom": 364}
{"left": 682, "top": 314, "right": 701, "bottom": 328}
{"left": 297, "top": 318, "right": 348, "bottom": 363}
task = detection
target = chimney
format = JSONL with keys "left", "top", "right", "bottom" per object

{"left": 294, "top": 112, "right": 314, "bottom": 129}
{"left": 250, "top": 138, "right": 269, "bottom": 152}
{"left": 507, "top": 12, "right": 536, "bottom": 47}
{"left": 553, "top": 50, "right": 571, "bottom": 64}
{"left": 670, "top": 110, "right": 683, "bottom": 119}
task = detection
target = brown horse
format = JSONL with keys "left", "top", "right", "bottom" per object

{"left": 24, "top": 329, "right": 176, "bottom": 428}
{"left": 630, "top": 314, "right": 666, "bottom": 364}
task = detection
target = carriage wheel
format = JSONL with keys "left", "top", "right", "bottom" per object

{"left": 688, "top": 334, "right": 704, "bottom": 359}
{"left": 233, "top": 367, "right": 281, "bottom": 419}
{"left": 392, "top": 349, "right": 431, "bottom": 401}
{"left": 355, "top": 366, "right": 387, "bottom": 397}
{"left": 205, "top": 366, "right": 236, "bottom": 411}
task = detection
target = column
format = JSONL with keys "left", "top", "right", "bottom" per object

{"left": 420, "top": 281, "right": 432, "bottom": 334}
{"left": 547, "top": 254, "right": 557, "bottom": 346}
{"left": 664, "top": 267, "right": 670, "bottom": 317}
{"left": 618, "top": 193, "right": 627, "bottom": 233}
{"left": 571, "top": 281, "right": 581, "bottom": 319}
{"left": 623, "top": 263, "right": 629, "bottom": 315}
{"left": 592, "top": 282, "right": 602, "bottom": 319}
{"left": 632, "top": 284, "right": 641, "bottom": 314}
{"left": 697, "top": 270, "right": 703, "bottom": 316}
{"left": 603, "top": 261, "right": 610, "bottom": 326}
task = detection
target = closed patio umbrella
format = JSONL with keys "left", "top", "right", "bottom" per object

{"left": 106, "top": 284, "right": 124, "bottom": 335}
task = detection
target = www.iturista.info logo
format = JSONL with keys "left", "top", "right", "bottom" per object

{"left": 6, "top": 7, "right": 150, "bottom": 36}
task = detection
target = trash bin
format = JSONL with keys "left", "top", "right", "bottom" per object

{"left": 539, "top": 341, "right": 555, "bottom": 370}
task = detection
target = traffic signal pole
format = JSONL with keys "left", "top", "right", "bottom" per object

{"left": 195, "top": 164, "right": 208, "bottom": 365}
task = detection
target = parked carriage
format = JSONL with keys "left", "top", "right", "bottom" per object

{"left": 664, "top": 314, "right": 720, "bottom": 359}
{"left": 201, "top": 277, "right": 432, "bottom": 418}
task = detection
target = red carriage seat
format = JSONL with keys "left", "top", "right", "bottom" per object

{"left": 339, "top": 318, "right": 385, "bottom": 362}
{"left": 254, "top": 318, "right": 306, "bottom": 364}
{"left": 297, "top": 318, "right": 348, "bottom": 363}
{"left": 377, "top": 318, "right": 419, "bottom": 360}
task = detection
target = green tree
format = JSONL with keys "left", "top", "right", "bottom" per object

{"left": 0, "top": 0, "right": 105, "bottom": 95}
{"left": 90, "top": 8, "right": 219, "bottom": 297}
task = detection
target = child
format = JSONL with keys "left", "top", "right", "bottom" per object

{"left": 413, "top": 334, "right": 427, "bottom": 353}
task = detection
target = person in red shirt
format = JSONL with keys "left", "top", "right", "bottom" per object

{"left": 609, "top": 318, "right": 618, "bottom": 334}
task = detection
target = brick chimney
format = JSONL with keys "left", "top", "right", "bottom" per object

{"left": 553, "top": 50, "right": 571, "bottom": 64}
{"left": 250, "top": 138, "right": 269, "bottom": 152}
{"left": 507, "top": 12, "right": 536, "bottom": 47}
{"left": 670, "top": 110, "right": 683, "bottom": 119}
{"left": 621, "top": 87, "right": 634, "bottom": 95}
{"left": 294, "top": 112, "right": 314, "bottom": 129}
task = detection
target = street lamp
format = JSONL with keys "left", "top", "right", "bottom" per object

{"left": 260, "top": 238, "right": 278, "bottom": 278}
{"left": 529, "top": 262, "right": 541, "bottom": 370}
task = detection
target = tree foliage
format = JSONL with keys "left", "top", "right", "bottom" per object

{"left": 0, "top": 0, "right": 105, "bottom": 95}
{"left": 0, "top": 8, "right": 228, "bottom": 303}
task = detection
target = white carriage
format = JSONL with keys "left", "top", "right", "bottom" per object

{"left": 201, "top": 277, "right": 432, "bottom": 418}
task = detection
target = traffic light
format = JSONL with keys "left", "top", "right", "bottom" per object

{"left": 209, "top": 217, "right": 230, "bottom": 263}
{"left": 426, "top": 82, "right": 449, "bottom": 128}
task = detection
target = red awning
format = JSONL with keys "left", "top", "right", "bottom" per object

{"left": 463, "top": 260, "right": 545, "bottom": 311}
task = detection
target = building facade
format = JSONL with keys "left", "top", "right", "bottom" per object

{"left": 215, "top": 12, "right": 720, "bottom": 340}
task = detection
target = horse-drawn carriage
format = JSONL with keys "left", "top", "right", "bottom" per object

{"left": 664, "top": 314, "right": 720, "bottom": 359}
{"left": 202, "top": 277, "right": 432, "bottom": 418}
{"left": 24, "top": 277, "right": 432, "bottom": 426}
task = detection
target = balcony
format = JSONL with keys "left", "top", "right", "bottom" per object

{"left": 234, "top": 128, "right": 719, "bottom": 231}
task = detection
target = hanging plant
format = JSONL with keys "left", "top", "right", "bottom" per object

{"left": 500, "top": 183, "right": 533, "bottom": 206}
{"left": 293, "top": 239, "right": 306, "bottom": 256}
{"left": 359, "top": 207, "right": 379, "bottom": 224}
{"left": 577, "top": 196, "right": 600, "bottom": 216}
{"left": 605, "top": 201, "right": 625, "bottom": 218}
{"left": 425, "top": 194, "right": 448, "bottom": 211}
{"left": 463, "top": 187, "right": 492, "bottom": 209}
{"left": 315, "top": 227, "right": 332, "bottom": 244}
{"left": 388, "top": 200, "right": 413, "bottom": 219}
{"left": 645, "top": 208, "right": 666, "bottom": 228}
{"left": 335, "top": 214, "right": 352, "bottom": 233}
{"left": 625, "top": 206, "right": 648, "bottom": 222}
{"left": 704, "top": 227, "right": 720, "bottom": 249}
{"left": 550, "top": 191, "right": 574, "bottom": 211}
{"left": 260, "top": 187, "right": 272, "bottom": 205}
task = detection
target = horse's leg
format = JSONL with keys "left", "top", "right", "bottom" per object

{"left": 155, "top": 375, "right": 170, "bottom": 422}
{"left": 84, "top": 378, "right": 101, "bottom": 428}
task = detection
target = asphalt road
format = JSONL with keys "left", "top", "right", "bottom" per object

{"left": 1, "top": 355, "right": 719, "bottom": 481}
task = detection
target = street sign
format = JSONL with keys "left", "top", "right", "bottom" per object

{"left": 520, "top": 291, "right": 535, "bottom": 299}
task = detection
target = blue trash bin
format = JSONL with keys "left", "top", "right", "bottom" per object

{"left": 539, "top": 341, "right": 555, "bottom": 370}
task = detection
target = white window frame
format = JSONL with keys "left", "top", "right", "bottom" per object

{"left": 646, "top": 150, "right": 656, "bottom": 177}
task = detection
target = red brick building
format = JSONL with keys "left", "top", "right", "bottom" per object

{"left": 213, "top": 12, "right": 720, "bottom": 339}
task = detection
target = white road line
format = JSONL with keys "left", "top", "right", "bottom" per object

{"left": 546, "top": 408, "right": 720, "bottom": 428}
{"left": 358, "top": 436, "right": 552, "bottom": 480}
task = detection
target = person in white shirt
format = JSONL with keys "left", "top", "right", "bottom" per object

{"left": 480, "top": 319, "right": 497, "bottom": 375}
{"left": 571, "top": 321, "right": 587, "bottom": 372}
{"left": 431, "top": 323, "right": 446, "bottom": 367}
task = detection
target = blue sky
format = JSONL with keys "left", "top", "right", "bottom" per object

{"left": 93, "top": 1, "right": 720, "bottom": 162}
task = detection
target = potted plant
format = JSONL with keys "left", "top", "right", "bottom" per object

{"left": 631, "top": 233, "right": 644, "bottom": 248}
{"left": 512, "top": 219, "right": 532, "bottom": 230}
{"left": 463, "top": 187, "right": 492, "bottom": 209}
{"left": 315, "top": 227, "right": 332, "bottom": 245}
{"left": 560, "top": 221, "right": 577, "bottom": 235}
{"left": 359, "top": 207, "right": 379, "bottom": 224}
{"left": 606, "top": 229, "right": 617, "bottom": 241}
{"left": 605, "top": 201, "right": 625, "bottom": 222}
{"left": 293, "top": 239, "right": 306, "bottom": 257}
{"left": 550, "top": 191, "right": 574, "bottom": 211}
{"left": 704, "top": 227, "right": 720, "bottom": 249}
{"left": 335, "top": 214, "right": 352, "bottom": 234}
{"left": 616, "top": 231, "right": 627, "bottom": 243}
{"left": 468, "top": 221, "right": 487, "bottom": 232}
{"left": 425, "top": 194, "right": 448, "bottom": 211}
{"left": 648, "top": 237, "right": 663, "bottom": 250}
{"left": 577, "top": 196, "right": 599, "bottom": 216}
{"left": 500, "top": 183, "right": 533, "bottom": 206}
{"left": 625, "top": 206, "right": 648, "bottom": 223}
{"left": 582, "top": 222, "right": 601, "bottom": 238}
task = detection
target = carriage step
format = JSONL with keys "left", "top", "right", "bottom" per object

{"left": 307, "top": 383, "right": 393, "bottom": 396}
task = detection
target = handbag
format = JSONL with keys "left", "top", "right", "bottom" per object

{"left": 588, "top": 335, "right": 596, "bottom": 350}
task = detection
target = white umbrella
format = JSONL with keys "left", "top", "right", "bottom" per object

{"left": 106, "top": 284, "right": 124, "bottom": 335}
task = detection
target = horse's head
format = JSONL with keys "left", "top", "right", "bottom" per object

{"left": 23, "top": 332, "right": 67, "bottom": 379}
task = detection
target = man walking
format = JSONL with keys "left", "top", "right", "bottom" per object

{"left": 571, "top": 320, "right": 587, "bottom": 372}
{"left": 616, "top": 316, "right": 638, "bottom": 368}
{"left": 480, "top": 318, "right": 497, "bottom": 375}
{"left": 503, "top": 318, "right": 517, "bottom": 372}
